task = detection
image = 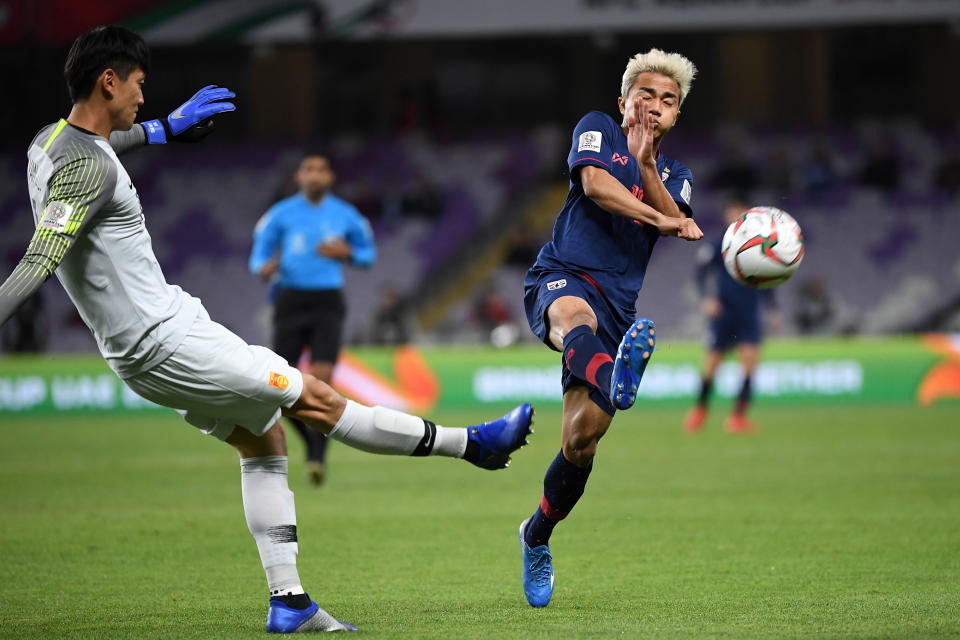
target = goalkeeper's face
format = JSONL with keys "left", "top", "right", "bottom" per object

{"left": 109, "top": 67, "right": 146, "bottom": 131}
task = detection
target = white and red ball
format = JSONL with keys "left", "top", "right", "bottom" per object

{"left": 721, "top": 206, "right": 804, "bottom": 289}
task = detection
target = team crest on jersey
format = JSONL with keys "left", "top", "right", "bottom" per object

{"left": 578, "top": 131, "right": 602, "bottom": 153}
{"left": 547, "top": 278, "right": 567, "bottom": 291}
{"left": 661, "top": 166, "right": 671, "bottom": 182}
{"left": 39, "top": 200, "right": 73, "bottom": 232}
{"left": 268, "top": 371, "right": 290, "bottom": 390}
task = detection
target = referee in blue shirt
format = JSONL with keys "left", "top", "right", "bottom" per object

{"left": 250, "top": 153, "right": 376, "bottom": 485}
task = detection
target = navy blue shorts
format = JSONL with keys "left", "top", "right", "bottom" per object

{"left": 710, "top": 312, "right": 761, "bottom": 352}
{"left": 523, "top": 269, "right": 633, "bottom": 416}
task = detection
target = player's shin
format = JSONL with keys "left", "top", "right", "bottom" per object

{"left": 240, "top": 456, "right": 305, "bottom": 598}
{"left": 524, "top": 450, "right": 593, "bottom": 547}
{"left": 328, "top": 400, "right": 467, "bottom": 457}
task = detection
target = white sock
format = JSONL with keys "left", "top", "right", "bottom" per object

{"left": 240, "top": 456, "right": 304, "bottom": 596}
{"left": 329, "top": 400, "right": 467, "bottom": 458}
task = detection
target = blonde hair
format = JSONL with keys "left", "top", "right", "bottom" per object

{"left": 621, "top": 48, "right": 697, "bottom": 105}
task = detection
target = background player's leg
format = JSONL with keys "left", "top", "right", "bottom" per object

{"left": 272, "top": 316, "right": 322, "bottom": 483}
{"left": 686, "top": 348, "right": 725, "bottom": 432}
{"left": 285, "top": 374, "right": 531, "bottom": 469}
{"left": 728, "top": 343, "right": 760, "bottom": 433}
{"left": 524, "top": 387, "right": 612, "bottom": 547}
{"left": 546, "top": 296, "right": 615, "bottom": 394}
{"left": 302, "top": 293, "right": 346, "bottom": 484}
{"left": 301, "top": 362, "right": 334, "bottom": 483}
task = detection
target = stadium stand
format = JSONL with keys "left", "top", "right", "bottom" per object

{"left": 1, "top": 121, "right": 958, "bottom": 352}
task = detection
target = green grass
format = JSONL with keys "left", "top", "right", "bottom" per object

{"left": 1, "top": 404, "right": 958, "bottom": 639}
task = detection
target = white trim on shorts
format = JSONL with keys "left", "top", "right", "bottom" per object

{"left": 124, "top": 309, "right": 304, "bottom": 441}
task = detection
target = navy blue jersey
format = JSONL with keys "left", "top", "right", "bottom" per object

{"left": 530, "top": 111, "right": 694, "bottom": 316}
{"left": 696, "top": 236, "right": 775, "bottom": 320}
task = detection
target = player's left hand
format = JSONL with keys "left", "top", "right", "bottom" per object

{"left": 318, "top": 238, "right": 352, "bottom": 261}
{"left": 627, "top": 95, "right": 656, "bottom": 165}
{"left": 142, "top": 85, "right": 236, "bottom": 144}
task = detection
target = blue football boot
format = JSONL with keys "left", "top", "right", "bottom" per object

{"left": 266, "top": 596, "right": 358, "bottom": 633}
{"left": 466, "top": 403, "right": 534, "bottom": 470}
{"left": 519, "top": 518, "right": 554, "bottom": 607}
{"left": 609, "top": 318, "right": 656, "bottom": 411}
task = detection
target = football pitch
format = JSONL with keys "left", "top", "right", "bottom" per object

{"left": 1, "top": 404, "right": 958, "bottom": 639}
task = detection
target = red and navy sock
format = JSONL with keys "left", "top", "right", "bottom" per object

{"left": 734, "top": 375, "right": 752, "bottom": 416}
{"left": 523, "top": 450, "right": 593, "bottom": 548}
{"left": 563, "top": 325, "right": 614, "bottom": 393}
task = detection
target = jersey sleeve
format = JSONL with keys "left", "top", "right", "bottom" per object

{"left": 248, "top": 206, "right": 282, "bottom": 275}
{"left": 664, "top": 162, "right": 694, "bottom": 217}
{"left": 0, "top": 149, "right": 117, "bottom": 327}
{"left": 567, "top": 111, "right": 619, "bottom": 180}
{"left": 108, "top": 125, "right": 146, "bottom": 155}
{"left": 345, "top": 207, "right": 376, "bottom": 268}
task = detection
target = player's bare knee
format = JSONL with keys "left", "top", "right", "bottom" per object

{"left": 569, "top": 310, "right": 598, "bottom": 332}
{"left": 285, "top": 375, "right": 346, "bottom": 431}
{"left": 563, "top": 439, "right": 598, "bottom": 467}
{"left": 304, "top": 377, "right": 344, "bottom": 414}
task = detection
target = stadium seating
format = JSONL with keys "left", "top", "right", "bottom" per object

{"left": 1, "top": 121, "right": 957, "bottom": 353}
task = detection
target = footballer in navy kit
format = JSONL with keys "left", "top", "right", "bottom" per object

{"left": 517, "top": 49, "right": 704, "bottom": 607}
{"left": 685, "top": 198, "right": 781, "bottom": 435}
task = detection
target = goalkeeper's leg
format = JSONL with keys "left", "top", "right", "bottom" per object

{"left": 226, "top": 423, "right": 356, "bottom": 632}
{"left": 284, "top": 373, "right": 533, "bottom": 470}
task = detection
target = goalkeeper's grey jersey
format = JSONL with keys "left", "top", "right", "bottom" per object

{"left": 0, "top": 120, "right": 201, "bottom": 378}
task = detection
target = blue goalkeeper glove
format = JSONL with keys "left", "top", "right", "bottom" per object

{"left": 143, "top": 85, "right": 236, "bottom": 144}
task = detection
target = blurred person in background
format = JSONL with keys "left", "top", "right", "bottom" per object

{"left": 710, "top": 144, "right": 759, "bottom": 193}
{"left": 250, "top": 153, "right": 376, "bottom": 486}
{"left": 858, "top": 140, "right": 900, "bottom": 191}
{"left": 370, "top": 284, "right": 411, "bottom": 345}
{"left": 685, "top": 197, "right": 782, "bottom": 434}
{"left": 934, "top": 147, "right": 960, "bottom": 195}
{"left": 794, "top": 275, "right": 834, "bottom": 335}
{"left": 0, "top": 291, "right": 47, "bottom": 353}
{"left": 800, "top": 142, "right": 839, "bottom": 199}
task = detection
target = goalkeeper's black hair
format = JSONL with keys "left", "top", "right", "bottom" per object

{"left": 64, "top": 26, "right": 151, "bottom": 103}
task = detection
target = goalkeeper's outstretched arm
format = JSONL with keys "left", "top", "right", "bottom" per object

{"left": 108, "top": 84, "right": 237, "bottom": 154}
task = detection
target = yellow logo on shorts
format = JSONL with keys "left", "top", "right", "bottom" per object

{"left": 268, "top": 372, "right": 289, "bottom": 390}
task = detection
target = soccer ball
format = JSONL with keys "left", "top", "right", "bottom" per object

{"left": 721, "top": 206, "right": 804, "bottom": 289}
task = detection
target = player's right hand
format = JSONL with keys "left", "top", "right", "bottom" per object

{"left": 258, "top": 258, "right": 279, "bottom": 280}
{"left": 677, "top": 218, "right": 703, "bottom": 240}
{"left": 660, "top": 216, "right": 703, "bottom": 241}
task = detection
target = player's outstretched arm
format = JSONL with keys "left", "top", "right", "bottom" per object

{"left": 0, "top": 154, "right": 114, "bottom": 327}
{"left": 141, "top": 85, "right": 236, "bottom": 145}
{"left": 580, "top": 165, "right": 702, "bottom": 240}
